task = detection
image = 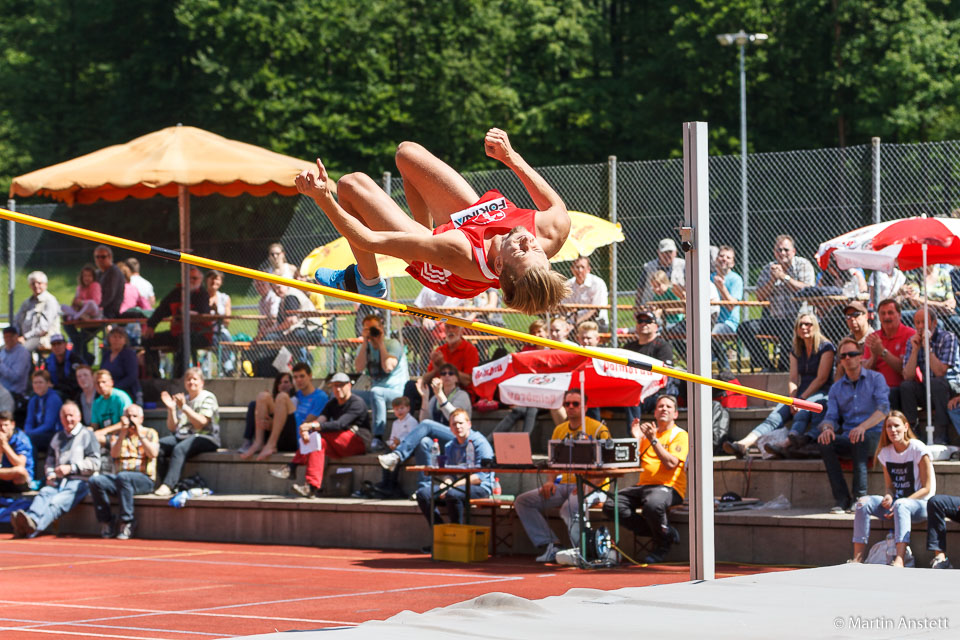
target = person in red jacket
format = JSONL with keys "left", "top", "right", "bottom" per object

{"left": 295, "top": 129, "right": 571, "bottom": 315}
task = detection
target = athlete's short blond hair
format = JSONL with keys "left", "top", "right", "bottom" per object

{"left": 500, "top": 264, "right": 571, "bottom": 315}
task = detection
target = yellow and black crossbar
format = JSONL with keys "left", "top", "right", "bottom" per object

{"left": 0, "top": 206, "right": 821, "bottom": 412}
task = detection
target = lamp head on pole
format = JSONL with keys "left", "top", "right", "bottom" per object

{"left": 716, "top": 30, "right": 769, "bottom": 47}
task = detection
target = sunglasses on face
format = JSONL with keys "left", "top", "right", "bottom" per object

{"left": 838, "top": 351, "right": 861, "bottom": 360}
{"left": 845, "top": 312, "right": 864, "bottom": 319}
{"left": 798, "top": 322, "right": 813, "bottom": 328}
{"left": 636, "top": 315, "right": 655, "bottom": 324}
{"left": 563, "top": 401, "right": 581, "bottom": 408}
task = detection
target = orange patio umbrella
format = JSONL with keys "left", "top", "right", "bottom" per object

{"left": 8, "top": 124, "right": 327, "bottom": 371}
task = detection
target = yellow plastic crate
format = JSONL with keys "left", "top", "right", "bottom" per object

{"left": 433, "top": 524, "right": 490, "bottom": 563}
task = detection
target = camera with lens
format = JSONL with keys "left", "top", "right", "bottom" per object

{"left": 368, "top": 327, "right": 381, "bottom": 338}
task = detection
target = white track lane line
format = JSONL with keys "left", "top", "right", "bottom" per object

{"left": 0, "top": 617, "right": 229, "bottom": 636}
{"left": 0, "top": 548, "right": 516, "bottom": 579}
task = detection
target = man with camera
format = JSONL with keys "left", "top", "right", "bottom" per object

{"left": 353, "top": 314, "right": 409, "bottom": 453}
{"left": 87, "top": 403, "right": 159, "bottom": 539}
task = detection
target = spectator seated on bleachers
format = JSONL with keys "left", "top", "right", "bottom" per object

{"left": 516, "top": 389, "right": 610, "bottom": 563}
{"left": 252, "top": 363, "right": 327, "bottom": 461}
{"left": 378, "top": 368, "right": 473, "bottom": 494}
{"left": 563, "top": 255, "right": 609, "bottom": 332}
{"left": 899, "top": 264, "right": 958, "bottom": 329}
{"left": 737, "top": 234, "right": 815, "bottom": 372}
{"left": 421, "top": 321, "right": 479, "bottom": 400}
{"left": 117, "top": 261, "right": 151, "bottom": 316}
{"left": 899, "top": 307, "right": 960, "bottom": 445}
{"left": 90, "top": 369, "right": 132, "bottom": 450}
{"left": 927, "top": 494, "right": 960, "bottom": 569}
{"left": 603, "top": 395, "right": 688, "bottom": 564}
{"left": 125, "top": 257, "right": 156, "bottom": 309}
{"left": 100, "top": 327, "right": 141, "bottom": 403}
{"left": 803, "top": 254, "right": 867, "bottom": 340}
{"left": 725, "top": 313, "right": 834, "bottom": 459}
{"left": 274, "top": 372, "right": 368, "bottom": 499}
{"left": 87, "top": 403, "right": 158, "bottom": 540}
{"left": 354, "top": 314, "right": 409, "bottom": 454}
{"left": 711, "top": 245, "right": 744, "bottom": 371}
{"left": 367, "top": 395, "right": 419, "bottom": 499}
{"left": 15, "top": 270, "right": 61, "bottom": 354}
{"left": 239, "top": 372, "right": 294, "bottom": 458}
{"left": 0, "top": 410, "right": 34, "bottom": 493}
{"left": 10, "top": 401, "right": 100, "bottom": 538}
{"left": 415, "top": 409, "right": 494, "bottom": 553}
{"left": 635, "top": 238, "right": 685, "bottom": 306}
{"left": 205, "top": 269, "right": 234, "bottom": 375}
{"left": 402, "top": 286, "right": 458, "bottom": 374}
{"left": 61, "top": 263, "right": 103, "bottom": 365}
{"left": 848, "top": 411, "right": 933, "bottom": 567}
{"left": 1, "top": 325, "right": 32, "bottom": 403}
{"left": 574, "top": 322, "right": 602, "bottom": 422}
{"left": 24, "top": 370, "right": 64, "bottom": 457}
{"left": 863, "top": 298, "right": 914, "bottom": 412}
{"left": 818, "top": 337, "right": 890, "bottom": 514}
{"left": 154, "top": 368, "right": 220, "bottom": 497}
{"left": 75, "top": 365, "right": 97, "bottom": 426}
{"left": 61, "top": 264, "right": 102, "bottom": 323}
{"left": 45, "top": 333, "right": 85, "bottom": 400}
{"left": 143, "top": 267, "right": 212, "bottom": 380}
{"left": 622, "top": 306, "right": 679, "bottom": 422}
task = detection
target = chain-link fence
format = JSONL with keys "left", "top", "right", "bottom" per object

{"left": 6, "top": 138, "right": 960, "bottom": 378}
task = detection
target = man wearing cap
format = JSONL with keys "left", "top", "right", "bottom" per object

{"left": 863, "top": 298, "right": 914, "bottom": 411}
{"left": 636, "top": 239, "right": 685, "bottom": 306}
{"left": 563, "top": 256, "right": 610, "bottom": 331}
{"left": 44, "top": 334, "right": 85, "bottom": 400}
{"left": 900, "top": 307, "right": 960, "bottom": 444}
{"left": 738, "top": 234, "right": 816, "bottom": 372}
{"left": 281, "top": 372, "right": 370, "bottom": 498}
{"left": 0, "top": 326, "right": 31, "bottom": 399}
{"left": 622, "top": 306, "right": 678, "bottom": 420}
{"left": 14, "top": 271, "right": 61, "bottom": 354}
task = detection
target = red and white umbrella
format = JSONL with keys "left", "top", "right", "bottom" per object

{"left": 815, "top": 215, "right": 960, "bottom": 444}
{"left": 816, "top": 216, "right": 960, "bottom": 274}
{"left": 471, "top": 348, "right": 666, "bottom": 410}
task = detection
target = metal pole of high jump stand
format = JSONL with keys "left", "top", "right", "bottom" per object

{"left": 683, "top": 121, "right": 715, "bottom": 581}
{"left": 7, "top": 200, "right": 15, "bottom": 325}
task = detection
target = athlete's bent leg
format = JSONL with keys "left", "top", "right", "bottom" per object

{"left": 395, "top": 141, "right": 479, "bottom": 228}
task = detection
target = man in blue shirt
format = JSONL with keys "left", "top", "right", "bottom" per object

{"left": 818, "top": 337, "right": 890, "bottom": 513}
{"left": 899, "top": 307, "right": 960, "bottom": 444}
{"left": 711, "top": 245, "right": 744, "bottom": 371}
{"left": 415, "top": 409, "right": 493, "bottom": 551}
{"left": 24, "top": 371, "right": 63, "bottom": 454}
{"left": 254, "top": 361, "right": 329, "bottom": 461}
{"left": 0, "top": 410, "right": 34, "bottom": 491}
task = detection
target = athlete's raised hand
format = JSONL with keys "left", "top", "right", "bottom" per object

{"left": 484, "top": 128, "right": 515, "bottom": 164}
{"left": 296, "top": 158, "right": 332, "bottom": 201}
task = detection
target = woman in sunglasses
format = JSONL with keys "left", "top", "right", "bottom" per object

{"left": 723, "top": 312, "right": 835, "bottom": 458}
{"left": 416, "top": 365, "right": 472, "bottom": 426}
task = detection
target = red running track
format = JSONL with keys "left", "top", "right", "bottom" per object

{"left": 0, "top": 535, "right": 794, "bottom": 639}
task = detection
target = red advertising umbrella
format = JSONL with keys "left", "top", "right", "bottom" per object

{"left": 471, "top": 348, "right": 666, "bottom": 409}
{"left": 815, "top": 215, "right": 960, "bottom": 444}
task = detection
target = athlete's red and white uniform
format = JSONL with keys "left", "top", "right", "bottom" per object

{"left": 406, "top": 190, "right": 537, "bottom": 298}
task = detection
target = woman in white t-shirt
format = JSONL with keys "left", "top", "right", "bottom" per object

{"left": 850, "top": 410, "right": 935, "bottom": 566}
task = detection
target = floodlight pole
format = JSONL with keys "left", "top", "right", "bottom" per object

{"left": 683, "top": 121, "right": 714, "bottom": 581}
{"left": 717, "top": 30, "right": 767, "bottom": 284}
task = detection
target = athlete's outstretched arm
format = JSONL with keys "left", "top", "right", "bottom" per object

{"left": 484, "top": 128, "right": 570, "bottom": 249}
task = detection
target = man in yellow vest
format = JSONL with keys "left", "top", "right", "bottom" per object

{"left": 603, "top": 394, "right": 688, "bottom": 563}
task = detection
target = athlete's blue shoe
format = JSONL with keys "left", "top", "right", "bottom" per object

{"left": 315, "top": 264, "right": 387, "bottom": 299}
